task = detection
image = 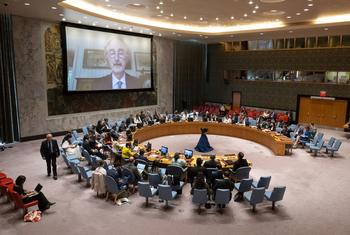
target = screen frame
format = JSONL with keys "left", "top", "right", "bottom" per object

{"left": 61, "top": 21, "right": 154, "bottom": 93}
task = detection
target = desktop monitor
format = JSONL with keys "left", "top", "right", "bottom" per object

{"left": 160, "top": 146, "right": 168, "bottom": 155}
{"left": 184, "top": 149, "right": 193, "bottom": 159}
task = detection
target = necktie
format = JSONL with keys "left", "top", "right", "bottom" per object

{"left": 48, "top": 141, "right": 53, "bottom": 154}
{"left": 117, "top": 81, "right": 123, "bottom": 89}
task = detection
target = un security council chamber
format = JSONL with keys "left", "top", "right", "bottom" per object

{"left": 0, "top": 0, "right": 350, "bottom": 234}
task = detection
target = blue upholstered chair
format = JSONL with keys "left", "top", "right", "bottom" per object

{"left": 244, "top": 187, "right": 266, "bottom": 211}
{"left": 148, "top": 173, "right": 162, "bottom": 188}
{"left": 309, "top": 140, "right": 325, "bottom": 156}
{"left": 82, "top": 149, "right": 92, "bottom": 165}
{"left": 68, "top": 161, "right": 82, "bottom": 181}
{"left": 158, "top": 184, "right": 177, "bottom": 207}
{"left": 324, "top": 137, "right": 336, "bottom": 152}
{"left": 231, "top": 167, "right": 251, "bottom": 181}
{"left": 136, "top": 159, "right": 149, "bottom": 170}
{"left": 326, "top": 139, "right": 342, "bottom": 157}
{"left": 215, "top": 189, "right": 231, "bottom": 209}
{"left": 192, "top": 189, "right": 208, "bottom": 213}
{"left": 234, "top": 178, "right": 253, "bottom": 193}
{"left": 71, "top": 130, "right": 82, "bottom": 145}
{"left": 82, "top": 126, "right": 89, "bottom": 135}
{"left": 105, "top": 175, "right": 126, "bottom": 204}
{"left": 252, "top": 176, "right": 271, "bottom": 189}
{"left": 77, "top": 165, "right": 93, "bottom": 186}
{"left": 138, "top": 181, "right": 158, "bottom": 206}
{"left": 306, "top": 132, "right": 324, "bottom": 148}
{"left": 264, "top": 186, "right": 286, "bottom": 209}
{"left": 61, "top": 152, "right": 80, "bottom": 169}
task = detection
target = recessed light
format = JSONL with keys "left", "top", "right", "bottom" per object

{"left": 249, "top": 1, "right": 253, "bottom": 5}
{"left": 252, "top": 10, "right": 256, "bottom": 14}
{"left": 215, "top": 17, "right": 219, "bottom": 21}
{"left": 324, "top": 28, "right": 328, "bottom": 31}
{"left": 308, "top": 3, "right": 313, "bottom": 7}
{"left": 170, "top": 13, "right": 174, "bottom": 17}
{"left": 62, "top": 18, "right": 66, "bottom": 21}
{"left": 260, "top": 32, "right": 264, "bottom": 35}
{"left": 132, "top": 3, "right": 141, "bottom": 6}
{"left": 78, "top": 20, "right": 82, "bottom": 24}
{"left": 255, "top": 5, "right": 259, "bottom": 9}
{"left": 105, "top": 0, "right": 109, "bottom": 2}
{"left": 118, "top": 26, "right": 121, "bottom": 30}
{"left": 106, "top": 25, "right": 109, "bottom": 28}
{"left": 24, "top": 3, "right": 30, "bottom": 6}
{"left": 160, "top": 10, "right": 164, "bottom": 14}
{"left": 92, "top": 22, "right": 96, "bottom": 26}
{"left": 156, "top": 6, "right": 160, "bottom": 9}
{"left": 304, "top": 8, "right": 309, "bottom": 12}
{"left": 200, "top": 17, "right": 203, "bottom": 21}
{"left": 59, "top": 13, "right": 64, "bottom": 16}
{"left": 51, "top": 6, "right": 57, "bottom": 10}
{"left": 286, "top": 16, "right": 292, "bottom": 19}
{"left": 296, "top": 12, "right": 301, "bottom": 15}
{"left": 244, "top": 13, "right": 248, "bottom": 17}
{"left": 231, "top": 16, "right": 235, "bottom": 20}
{"left": 159, "top": 1, "right": 163, "bottom": 5}
{"left": 184, "top": 16, "right": 187, "bottom": 19}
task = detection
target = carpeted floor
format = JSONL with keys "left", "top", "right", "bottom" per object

{"left": 0, "top": 128, "right": 349, "bottom": 235}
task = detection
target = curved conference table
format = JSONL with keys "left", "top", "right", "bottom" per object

{"left": 134, "top": 122, "right": 293, "bottom": 156}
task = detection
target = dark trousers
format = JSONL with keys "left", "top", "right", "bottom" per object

{"left": 23, "top": 192, "right": 50, "bottom": 211}
{"left": 45, "top": 155, "right": 57, "bottom": 176}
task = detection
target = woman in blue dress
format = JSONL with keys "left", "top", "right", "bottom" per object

{"left": 195, "top": 128, "right": 214, "bottom": 152}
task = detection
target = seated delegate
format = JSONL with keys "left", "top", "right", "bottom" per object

{"left": 13, "top": 175, "right": 55, "bottom": 212}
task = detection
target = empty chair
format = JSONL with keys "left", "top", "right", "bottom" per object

{"left": 105, "top": 175, "right": 126, "bottom": 204}
{"left": 192, "top": 189, "right": 208, "bottom": 213}
{"left": 244, "top": 187, "right": 266, "bottom": 211}
{"left": 71, "top": 130, "right": 82, "bottom": 145}
{"left": 265, "top": 186, "right": 286, "bottom": 209}
{"left": 309, "top": 140, "right": 325, "bottom": 156}
{"left": 136, "top": 159, "right": 149, "bottom": 170}
{"left": 306, "top": 132, "right": 324, "bottom": 148}
{"left": 138, "top": 181, "right": 158, "bottom": 206}
{"left": 249, "top": 119, "right": 257, "bottom": 127}
{"left": 148, "top": 173, "right": 162, "bottom": 188}
{"left": 215, "top": 189, "right": 231, "bottom": 209}
{"left": 324, "top": 137, "right": 336, "bottom": 152}
{"left": 158, "top": 184, "right": 177, "bottom": 207}
{"left": 82, "top": 126, "right": 89, "bottom": 135}
{"left": 326, "top": 139, "right": 342, "bottom": 157}
{"left": 68, "top": 161, "right": 82, "bottom": 181}
{"left": 252, "top": 176, "right": 271, "bottom": 189}
{"left": 62, "top": 152, "right": 80, "bottom": 169}
{"left": 77, "top": 165, "right": 93, "bottom": 186}
{"left": 231, "top": 167, "right": 251, "bottom": 181}
{"left": 234, "top": 178, "right": 253, "bottom": 194}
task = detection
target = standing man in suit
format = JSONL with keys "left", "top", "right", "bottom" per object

{"left": 94, "top": 37, "right": 144, "bottom": 90}
{"left": 40, "top": 134, "right": 60, "bottom": 180}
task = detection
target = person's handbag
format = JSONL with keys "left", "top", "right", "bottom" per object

{"left": 24, "top": 210, "right": 42, "bottom": 223}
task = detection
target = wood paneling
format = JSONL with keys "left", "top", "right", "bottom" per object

{"left": 298, "top": 97, "right": 348, "bottom": 128}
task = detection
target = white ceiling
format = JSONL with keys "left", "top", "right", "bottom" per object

{"left": 2, "top": 0, "right": 350, "bottom": 43}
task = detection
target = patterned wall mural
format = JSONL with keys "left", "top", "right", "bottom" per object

{"left": 44, "top": 24, "right": 157, "bottom": 116}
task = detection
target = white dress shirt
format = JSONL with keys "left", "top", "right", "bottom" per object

{"left": 112, "top": 73, "right": 127, "bottom": 89}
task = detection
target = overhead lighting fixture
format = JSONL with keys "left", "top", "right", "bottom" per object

{"left": 159, "top": 1, "right": 163, "bottom": 5}
{"left": 200, "top": 17, "right": 203, "bottom": 21}
{"left": 184, "top": 16, "right": 187, "bottom": 19}
{"left": 51, "top": 6, "right": 57, "bottom": 10}
{"left": 244, "top": 13, "right": 248, "bottom": 17}
{"left": 304, "top": 8, "right": 309, "bottom": 12}
{"left": 78, "top": 20, "right": 82, "bottom": 24}
{"left": 215, "top": 17, "right": 219, "bottom": 21}
{"left": 252, "top": 10, "right": 256, "bottom": 14}
{"left": 255, "top": 5, "right": 259, "bottom": 9}
{"left": 231, "top": 16, "right": 235, "bottom": 20}
{"left": 92, "top": 22, "right": 96, "bottom": 26}
{"left": 60, "top": 0, "right": 286, "bottom": 34}
{"left": 308, "top": 3, "right": 313, "bottom": 7}
{"left": 24, "top": 2, "right": 30, "bottom": 6}
{"left": 249, "top": 1, "right": 253, "bottom": 5}
{"left": 286, "top": 16, "right": 292, "bottom": 19}
{"left": 160, "top": 10, "right": 164, "bottom": 14}
{"left": 156, "top": 6, "right": 160, "bottom": 9}
{"left": 315, "top": 14, "right": 350, "bottom": 24}
{"left": 62, "top": 18, "right": 66, "bottom": 21}
{"left": 170, "top": 13, "right": 174, "bottom": 17}
{"left": 324, "top": 28, "right": 329, "bottom": 31}
{"left": 59, "top": 13, "right": 64, "bottom": 16}
{"left": 106, "top": 25, "right": 109, "bottom": 28}
{"left": 296, "top": 12, "right": 301, "bottom": 15}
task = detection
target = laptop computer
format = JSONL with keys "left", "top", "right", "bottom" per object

{"left": 34, "top": 184, "right": 43, "bottom": 193}
{"left": 160, "top": 146, "right": 168, "bottom": 155}
{"left": 184, "top": 149, "right": 193, "bottom": 159}
{"left": 137, "top": 163, "right": 146, "bottom": 174}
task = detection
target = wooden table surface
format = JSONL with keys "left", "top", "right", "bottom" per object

{"left": 133, "top": 122, "right": 292, "bottom": 156}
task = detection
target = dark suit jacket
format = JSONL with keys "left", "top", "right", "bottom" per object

{"left": 93, "top": 73, "right": 144, "bottom": 90}
{"left": 40, "top": 139, "right": 60, "bottom": 159}
{"left": 233, "top": 159, "right": 249, "bottom": 172}
{"left": 204, "top": 159, "right": 221, "bottom": 169}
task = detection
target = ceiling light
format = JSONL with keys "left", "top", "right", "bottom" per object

{"left": 106, "top": 25, "right": 109, "bottom": 28}
{"left": 286, "top": 16, "right": 292, "bottom": 19}
{"left": 24, "top": 3, "right": 30, "bottom": 6}
{"left": 105, "top": 0, "right": 109, "bottom": 2}
{"left": 129, "top": 28, "right": 133, "bottom": 31}
{"left": 200, "top": 17, "right": 203, "bottom": 21}
{"left": 51, "top": 6, "right": 57, "bottom": 10}
{"left": 160, "top": 10, "right": 164, "bottom": 14}
{"left": 132, "top": 3, "right": 141, "bottom": 6}
{"left": 59, "top": 13, "right": 64, "bottom": 16}
{"left": 184, "top": 16, "right": 187, "bottom": 19}
{"left": 215, "top": 17, "right": 219, "bottom": 21}
{"left": 78, "top": 20, "right": 82, "bottom": 24}
{"left": 62, "top": 18, "right": 66, "bottom": 21}
{"left": 150, "top": 32, "right": 153, "bottom": 35}
{"left": 158, "top": 33, "right": 162, "bottom": 36}
{"left": 255, "top": 5, "right": 259, "bottom": 9}
{"left": 324, "top": 28, "right": 328, "bottom": 31}
{"left": 92, "top": 22, "right": 96, "bottom": 26}
{"left": 315, "top": 14, "right": 350, "bottom": 24}
{"left": 308, "top": 3, "right": 313, "bottom": 7}
{"left": 304, "top": 9, "right": 309, "bottom": 12}
{"left": 231, "top": 16, "right": 235, "bottom": 20}
{"left": 260, "top": 32, "right": 264, "bottom": 35}
{"left": 249, "top": 1, "right": 253, "bottom": 4}
{"left": 252, "top": 10, "right": 256, "bottom": 14}
{"left": 170, "top": 13, "right": 174, "bottom": 17}
{"left": 156, "top": 6, "right": 160, "bottom": 9}
{"left": 118, "top": 26, "right": 121, "bottom": 30}
{"left": 296, "top": 12, "right": 301, "bottom": 15}
{"left": 244, "top": 13, "right": 248, "bottom": 17}
{"left": 60, "top": 0, "right": 286, "bottom": 34}
{"left": 159, "top": 1, "right": 163, "bottom": 5}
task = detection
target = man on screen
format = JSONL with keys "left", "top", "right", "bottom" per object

{"left": 94, "top": 37, "right": 144, "bottom": 90}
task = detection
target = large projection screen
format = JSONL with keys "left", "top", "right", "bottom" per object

{"left": 61, "top": 22, "right": 153, "bottom": 92}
